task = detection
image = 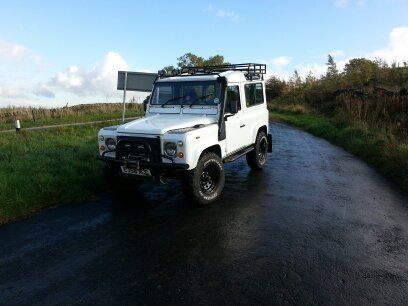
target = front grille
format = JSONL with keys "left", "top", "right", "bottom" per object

{"left": 116, "top": 136, "right": 161, "bottom": 163}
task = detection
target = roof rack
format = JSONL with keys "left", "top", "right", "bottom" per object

{"left": 159, "top": 63, "right": 267, "bottom": 80}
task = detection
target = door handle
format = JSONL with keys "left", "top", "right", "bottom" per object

{"left": 240, "top": 124, "right": 246, "bottom": 128}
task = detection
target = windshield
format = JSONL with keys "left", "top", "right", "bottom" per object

{"left": 150, "top": 81, "right": 220, "bottom": 107}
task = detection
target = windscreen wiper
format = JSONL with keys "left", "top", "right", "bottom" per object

{"left": 188, "top": 94, "right": 212, "bottom": 107}
{"left": 161, "top": 95, "right": 186, "bottom": 107}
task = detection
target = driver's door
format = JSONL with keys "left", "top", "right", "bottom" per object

{"left": 224, "top": 85, "right": 245, "bottom": 154}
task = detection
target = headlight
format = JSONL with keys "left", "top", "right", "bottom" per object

{"left": 105, "top": 138, "right": 116, "bottom": 151}
{"left": 98, "top": 135, "right": 104, "bottom": 141}
{"left": 164, "top": 142, "right": 177, "bottom": 156}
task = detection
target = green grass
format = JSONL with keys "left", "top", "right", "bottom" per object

{"left": 0, "top": 109, "right": 141, "bottom": 131}
{"left": 270, "top": 108, "right": 408, "bottom": 192}
{"left": 0, "top": 122, "right": 110, "bottom": 224}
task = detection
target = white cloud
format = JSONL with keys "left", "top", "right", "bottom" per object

{"left": 294, "top": 63, "right": 328, "bottom": 78}
{"left": 0, "top": 40, "right": 29, "bottom": 60}
{"left": 217, "top": 9, "right": 240, "bottom": 21}
{"left": 204, "top": 4, "right": 239, "bottom": 21}
{"left": 203, "top": 3, "right": 214, "bottom": 12}
{"left": 329, "top": 50, "right": 345, "bottom": 57}
{"left": 369, "top": 27, "right": 408, "bottom": 64}
{"left": 335, "top": 0, "right": 348, "bottom": 6}
{"left": 34, "top": 84, "right": 55, "bottom": 98}
{"left": 36, "top": 52, "right": 130, "bottom": 98}
{"left": 335, "top": 0, "right": 365, "bottom": 6}
{"left": 0, "top": 84, "right": 29, "bottom": 99}
{"left": 270, "top": 56, "right": 292, "bottom": 67}
{"left": 0, "top": 39, "right": 44, "bottom": 66}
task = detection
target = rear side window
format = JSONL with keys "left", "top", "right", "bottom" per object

{"left": 245, "top": 83, "right": 264, "bottom": 107}
{"left": 225, "top": 85, "right": 241, "bottom": 112}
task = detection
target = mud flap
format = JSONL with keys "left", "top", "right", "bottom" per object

{"left": 267, "top": 134, "right": 272, "bottom": 152}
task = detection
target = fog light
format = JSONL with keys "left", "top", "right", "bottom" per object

{"left": 178, "top": 152, "right": 184, "bottom": 158}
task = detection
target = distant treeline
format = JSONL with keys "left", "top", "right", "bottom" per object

{"left": 266, "top": 56, "right": 408, "bottom": 141}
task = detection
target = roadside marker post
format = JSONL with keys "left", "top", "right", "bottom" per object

{"left": 15, "top": 120, "right": 21, "bottom": 132}
{"left": 121, "top": 71, "right": 128, "bottom": 124}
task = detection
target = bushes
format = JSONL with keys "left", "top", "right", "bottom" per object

{"left": 266, "top": 57, "right": 408, "bottom": 143}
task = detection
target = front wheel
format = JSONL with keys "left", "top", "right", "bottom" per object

{"left": 182, "top": 152, "right": 225, "bottom": 205}
{"left": 246, "top": 131, "right": 268, "bottom": 170}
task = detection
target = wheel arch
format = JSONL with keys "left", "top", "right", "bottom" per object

{"left": 200, "top": 144, "right": 222, "bottom": 158}
{"left": 250, "top": 124, "right": 268, "bottom": 144}
{"left": 258, "top": 125, "right": 268, "bottom": 136}
{"left": 188, "top": 141, "right": 223, "bottom": 170}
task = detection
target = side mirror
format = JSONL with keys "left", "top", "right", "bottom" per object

{"left": 143, "top": 95, "right": 150, "bottom": 112}
{"left": 229, "top": 100, "right": 239, "bottom": 114}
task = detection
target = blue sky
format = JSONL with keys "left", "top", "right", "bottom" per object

{"left": 0, "top": 0, "right": 407, "bottom": 107}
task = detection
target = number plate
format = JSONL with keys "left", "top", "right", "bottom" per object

{"left": 121, "top": 166, "right": 151, "bottom": 177}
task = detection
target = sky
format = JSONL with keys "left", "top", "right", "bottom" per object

{"left": 0, "top": 0, "right": 407, "bottom": 107}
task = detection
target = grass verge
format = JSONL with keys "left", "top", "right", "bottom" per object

{"left": 269, "top": 108, "right": 408, "bottom": 192}
{"left": 0, "top": 122, "right": 110, "bottom": 225}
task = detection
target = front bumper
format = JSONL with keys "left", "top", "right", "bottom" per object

{"left": 96, "top": 155, "right": 189, "bottom": 171}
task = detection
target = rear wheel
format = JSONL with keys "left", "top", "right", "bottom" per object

{"left": 182, "top": 152, "right": 225, "bottom": 205}
{"left": 246, "top": 131, "right": 268, "bottom": 170}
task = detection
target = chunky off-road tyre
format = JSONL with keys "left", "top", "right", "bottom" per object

{"left": 103, "top": 164, "right": 141, "bottom": 192}
{"left": 246, "top": 131, "right": 268, "bottom": 170}
{"left": 182, "top": 152, "right": 225, "bottom": 205}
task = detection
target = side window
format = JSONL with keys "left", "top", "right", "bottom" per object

{"left": 245, "top": 83, "right": 264, "bottom": 107}
{"left": 225, "top": 85, "right": 241, "bottom": 112}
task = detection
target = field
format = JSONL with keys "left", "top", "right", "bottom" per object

{"left": 0, "top": 103, "right": 143, "bottom": 131}
{"left": 0, "top": 123, "right": 110, "bottom": 224}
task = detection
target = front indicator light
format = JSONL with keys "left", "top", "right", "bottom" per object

{"left": 178, "top": 152, "right": 184, "bottom": 158}
{"left": 99, "top": 145, "right": 106, "bottom": 151}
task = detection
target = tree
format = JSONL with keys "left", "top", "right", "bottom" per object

{"left": 204, "top": 55, "right": 228, "bottom": 66}
{"left": 177, "top": 53, "right": 205, "bottom": 67}
{"left": 344, "top": 58, "right": 380, "bottom": 86}
{"left": 265, "top": 76, "right": 286, "bottom": 100}
{"left": 305, "top": 71, "right": 317, "bottom": 85}
{"left": 326, "top": 55, "right": 338, "bottom": 78}
{"left": 162, "top": 53, "right": 229, "bottom": 70}
{"left": 162, "top": 65, "right": 175, "bottom": 72}
{"left": 289, "top": 70, "right": 302, "bottom": 88}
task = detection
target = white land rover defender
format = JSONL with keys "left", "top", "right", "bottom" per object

{"left": 97, "top": 64, "right": 272, "bottom": 205}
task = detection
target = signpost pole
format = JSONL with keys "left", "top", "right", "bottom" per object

{"left": 122, "top": 72, "right": 128, "bottom": 123}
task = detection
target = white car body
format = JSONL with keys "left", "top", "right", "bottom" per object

{"left": 98, "top": 70, "right": 270, "bottom": 170}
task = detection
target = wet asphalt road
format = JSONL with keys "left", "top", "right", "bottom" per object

{"left": 1, "top": 123, "right": 407, "bottom": 305}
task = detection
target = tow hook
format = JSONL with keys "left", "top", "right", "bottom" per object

{"left": 159, "top": 175, "right": 167, "bottom": 185}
